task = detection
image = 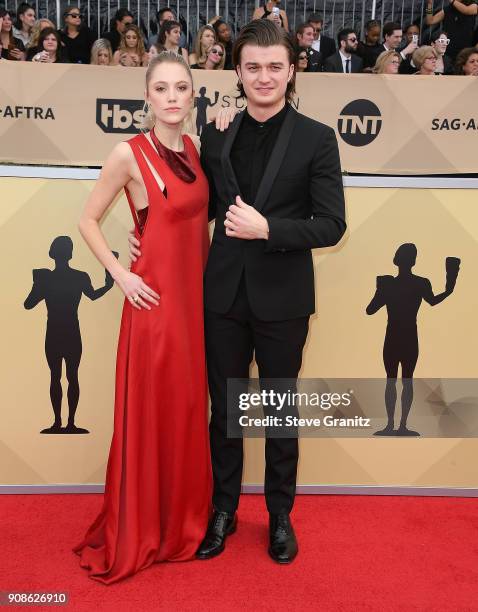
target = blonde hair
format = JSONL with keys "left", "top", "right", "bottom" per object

{"left": 412, "top": 45, "right": 438, "bottom": 70}
{"left": 373, "top": 50, "right": 401, "bottom": 74}
{"left": 90, "top": 38, "right": 113, "bottom": 65}
{"left": 28, "top": 18, "right": 55, "bottom": 48}
{"left": 141, "top": 51, "right": 194, "bottom": 132}
{"left": 193, "top": 25, "right": 216, "bottom": 65}
{"left": 119, "top": 24, "right": 146, "bottom": 58}
{"left": 202, "top": 42, "right": 226, "bottom": 69}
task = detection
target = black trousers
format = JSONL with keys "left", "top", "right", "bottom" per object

{"left": 205, "top": 274, "right": 309, "bottom": 514}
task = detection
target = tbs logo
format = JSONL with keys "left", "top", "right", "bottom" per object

{"left": 96, "top": 99, "right": 145, "bottom": 133}
{"left": 337, "top": 99, "right": 382, "bottom": 146}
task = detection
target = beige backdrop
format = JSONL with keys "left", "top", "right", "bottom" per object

{"left": 1, "top": 177, "right": 477, "bottom": 488}
{"left": 1, "top": 62, "right": 478, "bottom": 173}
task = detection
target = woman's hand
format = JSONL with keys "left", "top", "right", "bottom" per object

{"left": 116, "top": 268, "right": 160, "bottom": 311}
{"left": 213, "top": 106, "right": 240, "bottom": 132}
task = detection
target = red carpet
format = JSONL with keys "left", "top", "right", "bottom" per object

{"left": 2, "top": 493, "right": 478, "bottom": 611}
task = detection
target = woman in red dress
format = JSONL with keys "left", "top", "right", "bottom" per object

{"left": 73, "top": 51, "right": 218, "bottom": 584}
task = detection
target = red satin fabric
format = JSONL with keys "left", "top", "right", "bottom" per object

{"left": 73, "top": 133, "right": 212, "bottom": 584}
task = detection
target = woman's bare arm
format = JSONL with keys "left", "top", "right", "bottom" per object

{"left": 78, "top": 142, "right": 160, "bottom": 309}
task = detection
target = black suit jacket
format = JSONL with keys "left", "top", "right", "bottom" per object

{"left": 304, "top": 47, "right": 323, "bottom": 72}
{"left": 324, "top": 51, "right": 363, "bottom": 73}
{"left": 200, "top": 107, "right": 346, "bottom": 321}
{"left": 317, "top": 35, "right": 336, "bottom": 59}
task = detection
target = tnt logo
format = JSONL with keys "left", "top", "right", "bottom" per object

{"left": 337, "top": 99, "right": 382, "bottom": 146}
{"left": 96, "top": 99, "right": 144, "bottom": 133}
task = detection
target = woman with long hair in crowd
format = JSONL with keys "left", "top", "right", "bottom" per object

{"left": 13, "top": 2, "right": 35, "bottom": 47}
{"left": 190, "top": 41, "right": 226, "bottom": 69}
{"left": 188, "top": 24, "right": 215, "bottom": 66}
{"left": 29, "top": 27, "right": 68, "bottom": 63}
{"left": 154, "top": 19, "right": 188, "bottom": 62}
{"left": 90, "top": 38, "right": 113, "bottom": 65}
{"left": 430, "top": 31, "right": 454, "bottom": 74}
{"left": 412, "top": 46, "right": 440, "bottom": 75}
{"left": 113, "top": 23, "right": 148, "bottom": 67}
{"left": 73, "top": 50, "right": 236, "bottom": 585}
{"left": 0, "top": 9, "right": 26, "bottom": 61}
{"left": 373, "top": 49, "right": 401, "bottom": 74}
{"left": 455, "top": 47, "right": 478, "bottom": 75}
{"left": 60, "top": 6, "right": 96, "bottom": 64}
{"left": 295, "top": 47, "right": 309, "bottom": 72}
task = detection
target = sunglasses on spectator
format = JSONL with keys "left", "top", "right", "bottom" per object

{"left": 347, "top": 37, "right": 358, "bottom": 43}
{"left": 67, "top": 13, "right": 82, "bottom": 17}
{"left": 436, "top": 38, "right": 450, "bottom": 45}
{"left": 210, "top": 49, "right": 224, "bottom": 56}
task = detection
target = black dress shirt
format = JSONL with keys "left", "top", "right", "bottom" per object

{"left": 230, "top": 103, "right": 289, "bottom": 206}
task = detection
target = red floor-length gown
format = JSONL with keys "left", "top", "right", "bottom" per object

{"left": 73, "top": 132, "right": 212, "bottom": 584}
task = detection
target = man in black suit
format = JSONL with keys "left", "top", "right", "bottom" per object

{"left": 308, "top": 13, "right": 336, "bottom": 59}
{"left": 368, "top": 21, "right": 418, "bottom": 69}
{"left": 196, "top": 20, "right": 346, "bottom": 564}
{"left": 324, "top": 27, "right": 363, "bottom": 73}
{"left": 295, "top": 22, "right": 323, "bottom": 72}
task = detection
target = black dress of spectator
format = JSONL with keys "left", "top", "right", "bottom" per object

{"left": 295, "top": 22, "right": 323, "bottom": 71}
{"left": 425, "top": 0, "right": 477, "bottom": 60}
{"left": 59, "top": 7, "right": 96, "bottom": 63}
{"left": 213, "top": 20, "right": 234, "bottom": 69}
{"left": 103, "top": 8, "right": 134, "bottom": 53}
{"left": 357, "top": 19, "right": 382, "bottom": 69}
{"left": 0, "top": 9, "right": 25, "bottom": 60}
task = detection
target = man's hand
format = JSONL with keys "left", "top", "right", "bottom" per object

{"left": 128, "top": 229, "right": 141, "bottom": 263}
{"left": 224, "top": 196, "right": 269, "bottom": 240}
{"left": 402, "top": 41, "right": 418, "bottom": 56}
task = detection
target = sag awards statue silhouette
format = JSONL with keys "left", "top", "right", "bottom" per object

{"left": 194, "top": 86, "right": 219, "bottom": 136}
{"left": 24, "top": 236, "right": 117, "bottom": 434}
{"left": 366, "top": 243, "right": 460, "bottom": 437}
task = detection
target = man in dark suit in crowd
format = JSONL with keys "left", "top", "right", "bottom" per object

{"left": 196, "top": 20, "right": 345, "bottom": 564}
{"left": 368, "top": 21, "right": 417, "bottom": 68}
{"left": 324, "top": 27, "right": 363, "bottom": 72}
{"left": 308, "top": 13, "right": 336, "bottom": 59}
{"left": 295, "top": 22, "right": 323, "bottom": 71}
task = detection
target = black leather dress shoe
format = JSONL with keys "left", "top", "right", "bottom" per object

{"left": 196, "top": 510, "right": 237, "bottom": 559}
{"left": 268, "top": 513, "right": 298, "bottom": 564}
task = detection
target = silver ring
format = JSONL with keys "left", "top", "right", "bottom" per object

{"left": 132, "top": 295, "right": 139, "bottom": 303}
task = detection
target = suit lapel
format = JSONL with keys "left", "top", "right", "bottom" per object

{"left": 253, "top": 106, "right": 298, "bottom": 212}
{"left": 220, "top": 110, "right": 245, "bottom": 203}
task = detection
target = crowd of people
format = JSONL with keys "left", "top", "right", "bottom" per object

{"left": 1, "top": 0, "right": 478, "bottom": 75}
